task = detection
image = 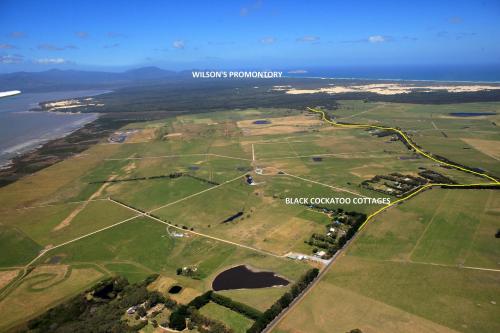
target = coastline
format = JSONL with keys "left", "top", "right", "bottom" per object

{"left": 0, "top": 90, "right": 114, "bottom": 187}
{"left": 0, "top": 116, "right": 100, "bottom": 187}
{"left": 0, "top": 90, "right": 111, "bottom": 169}
{"left": 0, "top": 113, "right": 99, "bottom": 169}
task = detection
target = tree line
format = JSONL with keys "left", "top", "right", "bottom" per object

{"left": 246, "top": 268, "right": 319, "bottom": 333}
{"left": 168, "top": 290, "right": 263, "bottom": 331}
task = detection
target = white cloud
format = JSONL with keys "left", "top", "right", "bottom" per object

{"left": 172, "top": 40, "right": 185, "bottom": 49}
{"left": 0, "top": 54, "right": 23, "bottom": 64}
{"left": 296, "top": 35, "right": 320, "bottom": 42}
{"left": 34, "top": 58, "right": 68, "bottom": 64}
{"left": 368, "top": 35, "right": 386, "bottom": 43}
{"left": 260, "top": 36, "right": 276, "bottom": 44}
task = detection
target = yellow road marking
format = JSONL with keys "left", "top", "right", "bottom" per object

{"left": 307, "top": 107, "right": 500, "bottom": 232}
{"left": 308, "top": 107, "right": 499, "bottom": 183}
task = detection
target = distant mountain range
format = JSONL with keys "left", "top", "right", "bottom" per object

{"left": 0, "top": 67, "right": 190, "bottom": 92}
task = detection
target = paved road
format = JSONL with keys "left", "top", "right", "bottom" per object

{"left": 262, "top": 108, "right": 500, "bottom": 333}
{"left": 262, "top": 232, "right": 359, "bottom": 333}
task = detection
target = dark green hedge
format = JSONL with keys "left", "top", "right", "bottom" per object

{"left": 211, "top": 293, "right": 263, "bottom": 320}
{"left": 246, "top": 268, "right": 319, "bottom": 333}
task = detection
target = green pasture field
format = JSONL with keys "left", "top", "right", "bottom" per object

{"left": 2, "top": 200, "right": 135, "bottom": 247}
{"left": 278, "top": 188, "right": 500, "bottom": 333}
{"left": 328, "top": 256, "right": 500, "bottom": 333}
{"left": 0, "top": 266, "right": 105, "bottom": 332}
{"left": 218, "top": 287, "right": 291, "bottom": 312}
{"left": 349, "top": 188, "right": 500, "bottom": 268}
{"left": 104, "top": 175, "right": 211, "bottom": 210}
{"left": 277, "top": 255, "right": 500, "bottom": 333}
{"left": 200, "top": 302, "right": 254, "bottom": 333}
{"left": 0, "top": 103, "right": 499, "bottom": 332}
{"left": 0, "top": 226, "right": 41, "bottom": 267}
{"left": 0, "top": 144, "right": 121, "bottom": 208}
{"left": 153, "top": 177, "right": 329, "bottom": 254}
{"left": 33, "top": 217, "right": 310, "bottom": 290}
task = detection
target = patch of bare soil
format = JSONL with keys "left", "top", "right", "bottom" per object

{"left": 53, "top": 174, "right": 117, "bottom": 231}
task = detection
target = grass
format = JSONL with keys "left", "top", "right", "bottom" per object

{"left": 103, "top": 262, "right": 153, "bottom": 283}
{"left": 278, "top": 254, "right": 500, "bottom": 333}
{"left": 32, "top": 217, "right": 310, "bottom": 293}
{"left": 2, "top": 200, "right": 135, "bottom": 247}
{"left": 154, "top": 178, "right": 327, "bottom": 254}
{"left": 0, "top": 266, "right": 105, "bottom": 332}
{"left": 0, "top": 144, "right": 121, "bottom": 208}
{"left": 277, "top": 280, "right": 456, "bottom": 333}
{"left": 217, "top": 287, "right": 289, "bottom": 312}
{"left": 328, "top": 256, "right": 500, "bottom": 333}
{"left": 0, "top": 225, "right": 42, "bottom": 267}
{"left": 200, "top": 302, "right": 254, "bottom": 333}
{"left": 1, "top": 103, "right": 499, "bottom": 332}
{"left": 278, "top": 188, "right": 500, "bottom": 333}
{"left": 105, "top": 176, "right": 211, "bottom": 211}
{"left": 349, "top": 188, "right": 500, "bottom": 268}
{"left": 409, "top": 191, "right": 487, "bottom": 265}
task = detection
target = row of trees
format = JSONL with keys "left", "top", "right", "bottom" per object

{"left": 169, "top": 291, "right": 213, "bottom": 330}
{"left": 246, "top": 268, "right": 319, "bottom": 333}
{"left": 418, "top": 169, "right": 456, "bottom": 184}
{"left": 189, "top": 309, "right": 233, "bottom": 333}
{"left": 89, "top": 172, "right": 183, "bottom": 184}
{"left": 169, "top": 290, "right": 263, "bottom": 331}
{"left": 211, "top": 293, "right": 263, "bottom": 320}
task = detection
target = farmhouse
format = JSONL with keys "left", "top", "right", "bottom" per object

{"left": 245, "top": 174, "right": 255, "bottom": 185}
{"left": 316, "top": 250, "right": 326, "bottom": 257}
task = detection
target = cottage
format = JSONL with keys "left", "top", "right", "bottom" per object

{"left": 245, "top": 175, "right": 255, "bottom": 185}
{"left": 126, "top": 306, "right": 137, "bottom": 314}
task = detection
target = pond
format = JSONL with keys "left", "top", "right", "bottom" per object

{"left": 222, "top": 211, "right": 243, "bottom": 223}
{"left": 168, "top": 285, "right": 183, "bottom": 294}
{"left": 253, "top": 120, "right": 271, "bottom": 124}
{"left": 312, "top": 157, "right": 323, "bottom": 162}
{"left": 449, "top": 112, "right": 496, "bottom": 117}
{"left": 212, "top": 265, "right": 290, "bottom": 291}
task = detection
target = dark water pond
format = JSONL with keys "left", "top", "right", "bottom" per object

{"left": 222, "top": 211, "right": 243, "bottom": 223}
{"left": 312, "top": 157, "right": 323, "bottom": 162}
{"left": 253, "top": 120, "right": 271, "bottom": 124}
{"left": 188, "top": 165, "right": 200, "bottom": 170}
{"left": 212, "top": 265, "right": 289, "bottom": 291}
{"left": 168, "top": 285, "right": 183, "bottom": 294}
{"left": 449, "top": 112, "right": 496, "bottom": 117}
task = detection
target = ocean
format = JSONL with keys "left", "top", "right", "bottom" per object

{"left": 0, "top": 90, "right": 109, "bottom": 168}
{"left": 285, "top": 65, "right": 500, "bottom": 82}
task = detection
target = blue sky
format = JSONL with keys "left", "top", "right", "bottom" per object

{"left": 0, "top": 0, "right": 499, "bottom": 72}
